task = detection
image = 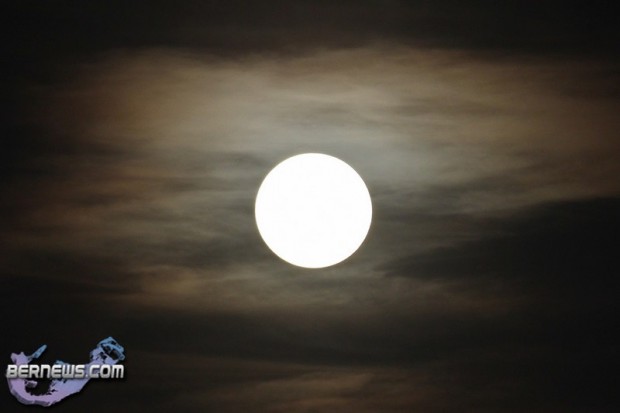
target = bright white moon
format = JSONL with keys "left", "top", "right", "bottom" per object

{"left": 255, "top": 153, "right": 372, "bottom": 268}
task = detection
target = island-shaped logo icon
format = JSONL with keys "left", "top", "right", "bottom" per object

{"left": 6, "top": 337, "right": 125, "bottom": 407}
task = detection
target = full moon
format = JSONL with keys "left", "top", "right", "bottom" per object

{"left": 255, "top": 153, "right": 372, "bottom": 268}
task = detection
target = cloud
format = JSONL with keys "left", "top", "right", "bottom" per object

{"left": 2, "top": 43, "right": 619, "bottom": 412}
{"left": 3, "top": 45, "right": 619, "bottom": 312}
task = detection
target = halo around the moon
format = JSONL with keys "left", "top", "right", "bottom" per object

{"left": 255, "top": 153, "right": 372, "bottom": 268}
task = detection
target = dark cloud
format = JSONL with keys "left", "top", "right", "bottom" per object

{"left": 4, "top": 1, "right": 619, "bottom": 60}
{"left": 380, "top": 197, "right": 619, "bottom": 297}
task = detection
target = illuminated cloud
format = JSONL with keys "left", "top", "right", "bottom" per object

{"left": 2, "top": 2, "right": 618, "bottom": 412}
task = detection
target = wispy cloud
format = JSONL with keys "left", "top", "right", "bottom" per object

{"left": 2, "top": 43, "right": 619, "bottom": 412}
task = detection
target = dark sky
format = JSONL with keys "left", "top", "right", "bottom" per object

{"left": 2, "top": 1, "right": 619, "bottom": 412}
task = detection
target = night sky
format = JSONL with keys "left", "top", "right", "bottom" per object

{"left": 2, "top": 1, "right": 619, "bottom": 412}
